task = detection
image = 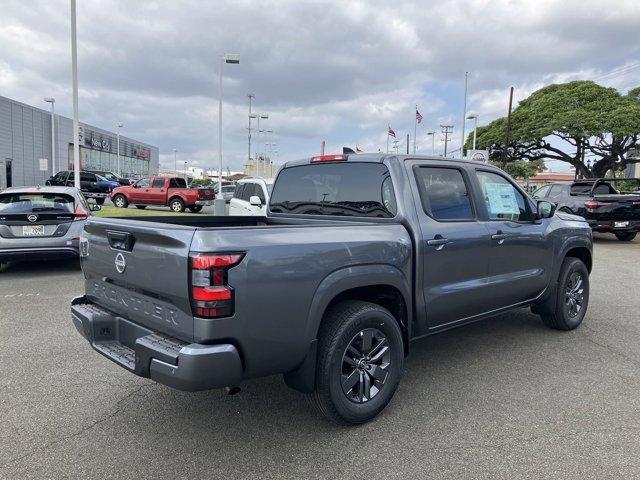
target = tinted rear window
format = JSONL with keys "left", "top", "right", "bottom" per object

{"left": 269, "top": 162, "right": 397, "bottom": 217}
{"left": 0, "top": 193, "right": 75, "bottom": 214}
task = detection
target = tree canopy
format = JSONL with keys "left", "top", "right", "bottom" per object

{"left": 467, "top": 81, "right": 640, "bottom": 177}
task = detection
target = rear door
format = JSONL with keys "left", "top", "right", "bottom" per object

{"left": 408, "top": 160, "right": 493, "bottom": 327}
{"left": 81, "top": 218, "right": 197, "bottom": 341}
{"left": 474, "top": 169, "right": 552, "bottom": 308}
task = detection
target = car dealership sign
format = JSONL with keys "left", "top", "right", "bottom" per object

{"left": 467, "top": 150, "right": 490, "bottom": 162}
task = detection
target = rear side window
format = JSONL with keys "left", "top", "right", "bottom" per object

{"left": 233, "top": 184, "right": 245, "bottom": 199}
{"left": 414, "top": 167, "right": 474, "bottom": 220}
{"left": 0, "top": 193, "right": 75, "bottom": 214}
{"left": 152, "top": 178, "right": 165, "bottom": 188}
{"left": 80, "top": 173, "right": 96, "bottom": 182}
{"left": 548, "top": 184, "right": 564, "bottom": 198}
{"left": 269, "top": 163, "right": 397, "bottom": 218}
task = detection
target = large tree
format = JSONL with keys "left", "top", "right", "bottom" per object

{"left": 467, "top": 81, "right": 640, "bottom": 177}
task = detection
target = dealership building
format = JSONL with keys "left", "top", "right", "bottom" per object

{"left": 0, "top": 95, "right": 159, "bottom": 189}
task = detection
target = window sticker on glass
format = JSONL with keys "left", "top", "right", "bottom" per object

{"left": 484, "top": 182, "right": 520, "bottom": 216}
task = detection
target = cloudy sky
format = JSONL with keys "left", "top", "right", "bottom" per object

{"left": 2, "top": 0, "right": 640, "bottom": 172}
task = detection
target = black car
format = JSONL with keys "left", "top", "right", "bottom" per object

{"left": 88, "top": 170, "right": 131, "bottom": 186}
{"left": 45, "top": 171, "right": 119, "bottom": 205}
{"left": 533, "top": 178, "right": 640, "bottom": 241}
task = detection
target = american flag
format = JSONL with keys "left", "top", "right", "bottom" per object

{"left": 416, "top": 109, "right": 423, "bottom": 124}
{"left": 388, "top": 126, "right": 396, "bottom": 138}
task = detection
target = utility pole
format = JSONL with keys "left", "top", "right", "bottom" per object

{"left": 441, "top": 125, "right": 453, "bottom": 157}
{"left": 460, "top": 71, "right": 469, "bottom": 158}
{"left": 406, "top": 133, "right": 410, "bottom": 154}
{"left": 247, "top": 93, "right": 254, "bottom": 166}
{"left": 501, "top": 86, "right": 514, "bottom": 168}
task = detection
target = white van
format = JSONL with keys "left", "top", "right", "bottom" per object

{"left": 229, "top": 178, "right": 274, "bottom": 216}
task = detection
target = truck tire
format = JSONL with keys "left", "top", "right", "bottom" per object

{"left": 95, "top": 197, "right": 105, "bottom": 206}
{"left": 307, "top": 300, "right": 404, "bottom": 425}
{"left": 540, "top": 257, "right": 589, "bottom": 331}
{"left": 113, "top": 194, "right": 128, "bottom": 208}
{"left": 615, "top": 232, "right": 636, "bottom": 241}
{"left": 188, "top": 205, "right": 203, "bottom": 213}
{"left": 169, "top": 197, "right": 185, "bottom": 213}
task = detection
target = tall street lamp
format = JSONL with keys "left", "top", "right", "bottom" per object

{"left": 70, "top": 0, "right": 80, "bottom": 188}
{"left": 460, "top": 71, "right": 469, "bottom": 159}
{"left": 216, "top": 53, "right": 240, "bottom": 216}
{"left": 426, "top": 131, "right": 436, "bottom": 155}
{"left": 466, "top": 114, "right": 478, "bottom": 150}
{"left": 253, "top": 114, "right": 268, "bottom": 175}
{"left": 247, "top": 93, "right": 255, "bottom": 166}
{"left": 116, "top": 122, "right": 123, "bottom": 176}
{"left": 44, "top": 98, "right": 56, "bottom": 173}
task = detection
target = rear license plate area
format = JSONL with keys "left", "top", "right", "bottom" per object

{"left": 614, "top": 221, "right": 629, "bottom": 228}
{"left": 22, "top": 225, "right": 45, "bottom": 236}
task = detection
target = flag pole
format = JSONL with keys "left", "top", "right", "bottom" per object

{"left": 386, "top": 125, "right": 389, "bottom": 153}
{"left": 413, "top": 105, "right": 418, "bottom": 154}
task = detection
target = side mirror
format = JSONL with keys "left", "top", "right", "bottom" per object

{"left": 536, "top": 200, "right": 556, "bottom": 219}
{"left": 89, "top": 204, "right": 101, "bottom": 212}
{"left": 249, "top": 195, "right": 262, "bottom": 207}
{"left": 133, "top": 184, "right": 139, "bottom": 189}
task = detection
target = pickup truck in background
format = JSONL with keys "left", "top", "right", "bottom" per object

{"left": 533, "top": 178, "right": 640, "bottom": 241}
{"left": 110, "top": 176, "right": 216, "bottom": 213}
{"left": 72, "top": 154, "right": 593, "bottom": 424}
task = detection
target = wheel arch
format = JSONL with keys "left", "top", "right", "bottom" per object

{"left": 564, "top": 245, "right": 592, "bottom": 273}
{"left": 284, "top": 265, "right": 412, "bottom": 394}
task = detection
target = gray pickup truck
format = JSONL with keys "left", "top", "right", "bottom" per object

{"left": 71, "top": 154, "right": 593, "bottom": 424}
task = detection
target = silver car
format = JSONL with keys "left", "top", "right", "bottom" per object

{"left": 0, "top": 186, "right": 100, "bottom": 270}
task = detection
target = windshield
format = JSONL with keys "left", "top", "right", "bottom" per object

{"left": 0, "top": 193, "right": 75, "bottom": 214}
{"left": 269, "top": 162, "right": 397, "bottom": 218}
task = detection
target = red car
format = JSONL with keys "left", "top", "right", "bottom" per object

{"left": 110, "top": 177, "right": 216, "bottom": 213}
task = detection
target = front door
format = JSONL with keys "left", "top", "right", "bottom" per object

{"left": 146, "top": 177, "right": 167, "bottom": 204}
{"left": 474, "top": 169, "right": 552, "bottom": 309}
{"left": 409, "top": 161, "right": 493, "bottom": 328}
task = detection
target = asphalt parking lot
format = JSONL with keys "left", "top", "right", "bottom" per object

{"left": 1, "top": 234, "right": 639, "bottom": 479}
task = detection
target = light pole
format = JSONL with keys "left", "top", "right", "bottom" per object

{"left": 216, "top": 53, "right": 239, "bottom": 216}
{"left": 466, "top": 114, "right": 478, "bottom": 151}
{"left": 460, "top": 71, "right": 469, "bottom": 159}
{"left": 173, "top": 148, "right": 177, "bottom": 173}
{"left": 260, "top": 129, "right": 273, "bottom": 176}
{"left": 116, "top": 122, "right": 123, "bottom": 176}
{"left": 184, "top": 161, "right": 188, "bottom": 184}
{"left": 70, "top": 0, "right": 80, "bottom": 188}
{"left": 254, "top": 114, "right": 268, "bottom": 175}
{"left": 426, "top": 131, "right": 435, "bottom": 155}
{"left": 44, "top": 98, "right": 56, "bottom": 173}
{"left": 247, "top": 93, "right": 254, "bottom": 166}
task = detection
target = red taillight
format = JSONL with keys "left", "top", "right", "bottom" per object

{"left": 584, "top": 200, "right": 601, "bottom": 210}
{"left": 310, "top": 154, "right": 348, "bottom": 163}
{"left": 74, "top": 205, "right": 88, "bottom": 220}
{"left": 190, "top": 253, "right": 244, "bottom": 318}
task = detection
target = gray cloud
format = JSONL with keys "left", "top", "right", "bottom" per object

{"left": 1, "top": 0, "right": 639, "bottom": 170}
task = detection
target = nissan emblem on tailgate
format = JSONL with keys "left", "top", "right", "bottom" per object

{"left": 114, "top": 253, "right": 126, "bottom": 274}
{"left": 27, "top": 214, "right": 38, "bottom": 223}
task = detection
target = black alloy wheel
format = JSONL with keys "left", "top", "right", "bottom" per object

{"left": 341, "top": 328, "right": 391, "bottom": 404}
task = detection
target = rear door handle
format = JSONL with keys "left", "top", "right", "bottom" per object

{"left": 491, "top": 230, "right": 507, "bottom": 244}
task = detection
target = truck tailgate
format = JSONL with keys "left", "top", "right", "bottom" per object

{"left": 81, "top": 218, "right": 196, "bottom": 341}
{"left": 590, "top": 194, "right": 640, "bottom": 221}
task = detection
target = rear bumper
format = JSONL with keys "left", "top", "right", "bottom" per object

{"left": 587, "top": 219, "right": 640, "bottom": 232}
{"left": 0, "top": 246, "right": 78, "bottom": 262}
{"left": 195, "top": 200, "right": 214, "bottom": 206}
{"left": 83, "top": 192, "right": 109, "bottom": 198}
{"left": 71, "top": 296, "right": 243, "bottom": 391}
